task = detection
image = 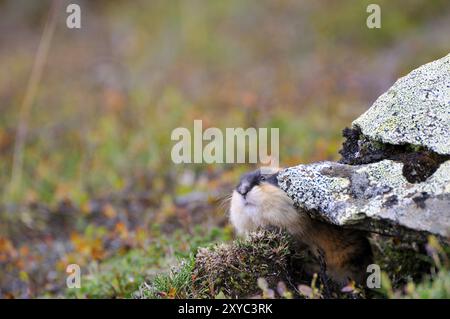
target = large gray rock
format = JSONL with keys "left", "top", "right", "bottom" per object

{"left": 278, "top": 160, "right": 450, "bottom": 240}
{"left": 279, "top": 54, "right": 450, "bottom": 240}
{"left": 353, "top": 53, "right": 450, "bottom": 155}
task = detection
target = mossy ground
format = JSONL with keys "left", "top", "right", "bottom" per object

{"left": 67, "top": 228, "right": 450, "bottom": 299}
{"left": 191, "top": 230, "right": 296, "bottom": 298}
{"left": 64, "top": 227, "right": 232, "bottom": 298}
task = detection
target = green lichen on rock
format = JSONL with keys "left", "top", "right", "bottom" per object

{"left": 352, "top": 53, "right": 450, "bottom": 156}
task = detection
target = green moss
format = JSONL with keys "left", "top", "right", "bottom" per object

{"left": 66, "top": 247, "right": 165, "bottom": 299}
{"left": 192, "top": 230, "right": 295, "bottom": 298}
{"left": 138, "top": 229, "right": 300, "bottom": 299}
{"left": 372, "top": 237, "right": 433, "bottom": 289}
{"left": 371, "top": 236, "right": 450, "bottom": 299}
{"left": 65, "top": 227, "right": 230, "bottom": 299}
{"left": 136, "top": 255, "right": 196, "bottom": 299}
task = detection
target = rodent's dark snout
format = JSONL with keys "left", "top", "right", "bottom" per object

{"left": 236, "top": 169, "right": 260, "bottom": 198}
{"left": 237, "top": 182, "right": 251, "bottom": 198}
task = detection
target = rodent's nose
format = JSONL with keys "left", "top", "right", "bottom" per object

{"left": 237, "top": 182, "right": 251, "bottom": 198}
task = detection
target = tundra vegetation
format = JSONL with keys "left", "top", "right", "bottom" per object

{"left": 0, "top": 0, "right": 449, "bottom": 298}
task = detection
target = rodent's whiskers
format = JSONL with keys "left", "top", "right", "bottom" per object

{"left": 218, "top": 193, "right": 233, "bottom": 213}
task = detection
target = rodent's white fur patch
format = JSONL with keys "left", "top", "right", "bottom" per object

{"left": 230, "top": 182, "right": 305, "bottom": 236}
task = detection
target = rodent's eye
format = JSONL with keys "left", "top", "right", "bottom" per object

{"left": 260, "top": 175, "right": 266, "bottom": 181}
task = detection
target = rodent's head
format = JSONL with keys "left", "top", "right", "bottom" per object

{"left": 234, "top": 168, "right": 279, "bottom": 201}
{"left": 229, "top": 168, "right": 301, "bottom": 236}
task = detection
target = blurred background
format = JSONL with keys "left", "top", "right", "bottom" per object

{"left": 0, "top": 0, "right": 449, "bottom": 298}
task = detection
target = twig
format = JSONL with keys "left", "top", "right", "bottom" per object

{"left": 9, "top": 0, "right": 61, "bottom": 196}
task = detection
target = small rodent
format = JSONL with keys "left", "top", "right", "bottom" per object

{"left": 229, "top": 168, "right": 373, "bottom": 286}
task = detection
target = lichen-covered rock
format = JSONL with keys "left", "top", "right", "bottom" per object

{"left": 278, "top": 160, "right": 450, "bottom": 240}
{"left": 290, "top": 54, "right": 450, "bottom": 240}
{"left": 352, "top": 53, "right": 450, "bottom": 155}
